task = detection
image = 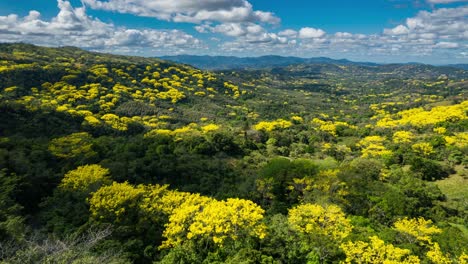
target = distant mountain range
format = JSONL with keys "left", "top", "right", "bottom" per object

{"left": 159, "top": 55, "right": 379, "bottom": 70}
{"left": 159, "top": 55, "right": 468, "bottom": 71}
{"left": 446, "top": 64, "right": 468, "bottom": 70}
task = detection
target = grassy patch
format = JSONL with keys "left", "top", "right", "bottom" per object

{"left": 435, "top": 165, "right": 468, "bottom": 212}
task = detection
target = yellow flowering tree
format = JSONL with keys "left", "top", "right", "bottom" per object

{"left": 411, "top": 142, "right": 434, "bottom": 156}
{"left": 288, "top": 204, "right": 352, "bottom": 241}
{"left": 375, "top": 100, "right": 468, "bottom": 128}
{"left": 291, "top": 115, "right": 304, "bottom": 124}
{"left": 444, "top": 132, "right": 468, "bottom": 148}
{"left": 89, "top": 182, "right": 184, "bottom": 225}
{"left": 458, "top": 252, "right": 468, "bottom": 264}
{"left": 101, "top": 113, "right": 129, "bottom": 131}
{"left": 392, "top": 217, "right": 465, "bottom": 264}
{"left": 393, "top": 131, "right": 414, "bottom": 144}
{"left": 311, "top": 118, "right": 357, "bottom": 137}
{"left": 340, "top": 236, "right": 421, "bottom": 264}
{"left": 433, "top": 127, "right": 447, "bottom": 135}
{"left": 254, "top": 119, "right": 292, "bottom": 132}
{"left": 394, "top": 217, "right": 449, "bottom": 263}
{"left": 287, "top": 169, "right": 347, "bottom": 204}
{"left": 41, "top": 164, "right": 113, "bottom": 233}
{"left": 48, "top": 132, "right": 96, "bottom": 160}
{"left": 201, "top": 123, "right": 220, "bottom": 133}
{"left": 188, "top": 198, "right": 266, "bottom": 244}
{"left": 358, "top": 136, "right": 393, "bottom": 158}
{"left": 89, "top": 182, "right": 146, "bottom": 223}
{"left": 59, "top": 164, "right": 111, "bottom": 193}
{"left": 288, "top": 203, "right": 352, "bottom": 262}
{"left": 426, "top": 242, "right": 453, "bottom": 264}
{"left": 161, "top": 197, "right": 266, "bottom": 249}
{"left": 393, "top": 217, "right": 442, "bottom": 244}
{"left": 161, "top": 194, "right": 216, "bottom": 248}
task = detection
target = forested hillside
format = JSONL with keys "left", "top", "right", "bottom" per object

{"left": 0, "top": 43, "right": 467, "bottom": 263}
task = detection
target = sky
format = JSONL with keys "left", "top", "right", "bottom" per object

{"left": 0, "top": 0, "right": 467, "bottom": 64}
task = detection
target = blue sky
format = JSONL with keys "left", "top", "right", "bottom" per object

{"left": 0, "top": 0, "right": 467, "bottom": 64}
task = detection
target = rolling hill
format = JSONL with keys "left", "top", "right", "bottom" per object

{"left": 0, "top": 43, "right": 467, "bottom": 263}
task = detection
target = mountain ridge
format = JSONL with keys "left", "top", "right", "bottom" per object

{"left": 159, "top": 54, "right": 379, "bottom": 70}
{"left": 159, "top": 54, "right": 468, "bottom": 71}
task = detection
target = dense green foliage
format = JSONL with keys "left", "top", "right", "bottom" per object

{"left": 0, "top": 43, "right": 467, "bottom": 263}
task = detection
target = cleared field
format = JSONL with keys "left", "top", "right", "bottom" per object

{"left": 436, "top": 166, "right": 467, "bottom": 211}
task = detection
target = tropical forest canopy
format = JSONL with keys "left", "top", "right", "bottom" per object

{"left": 0, "top": 43, "right": 467, "bottom": 263}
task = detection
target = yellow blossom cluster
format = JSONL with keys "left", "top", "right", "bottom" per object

{"left": 200, "top": 124, "right": 220, "bottom": 133}
{"left": 357, "top": 136, "right": 392, "bottom": 158}
{"left": 376, "top": 100, "right": 468, "bottom": 128}
{"left": 341, "top": 236, "right": 421, "bottom": 264}
{"left": 288, "top": 203, "right": 352, "bottom": 241}
{"left": 59, "top": 164, "right": 111, "bottom": 192}
{"left": 186, "top": 198, "right": 266, "bottom": 245}
{"left": 48, "top": 132, "right": 95, "bottom": 159}
{"left": 2, "top": 60, "right": 239, "bottom": 136}
{"left": 291, "top": 115, "right": 304, "bottom": 123}
{"left": 393, "top": 217, "right": 442, "bottom": 243}
{"left": 444, "top": 132, "right": 468, "bottom": 148}
{"left": 311, "top": 118, "right": 357, "bottom": 137}
{"left": 392, "top": 131, "right": 414, "bottom": 144}
{"left": 411, "top": 142, "right": 434, "bottom": 156}
{"left": 144, "top": 123, "right": 216, "bottom": 138}
{"left": 433, "top": 127, "right": 447, "bottom": 134}
{"left": 224, "top": 82, "right": 241, "bottom": 98}
{"left": 254, "top": 119, "right": 293, "bottom": 132}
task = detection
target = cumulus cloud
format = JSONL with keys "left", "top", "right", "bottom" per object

{"left": 206, "top": 5, "right": 465, "bottom": 62}
{"left": 219, "top": 36, "right": 295, "bottom": 54}
{"left": 278, "top": 29, "right": 298, "bottom": 37}
{"left": 0, "top": 0, "right": 202, "bottom": 54}
{"left": 82, "top": 0, "right": 280, "bottom": 24}
{"left": 435, "top": 41, "right": 460, "bottom": 48}
{"left": 197, "top": 23, "right": 263, "bottom": 37}
{"left": 0, "top": 0, "right": 465, "bottom": 62}
{"left": 298, "top": 27, "right": 326, "bottom": 39}
{"left": 198, "top": 22, "right": 290, "bottom": 47}
{"left": 286, "top": 6, "right": 466, "bottom": 61}
{"left": 384, "top": 25, "right": 410, "bottom": 35}
{"left": 394, "top": 6, "right": 468, "bottom": 40}
{"left": 328, "top": 5, "right": 465, "bottom": 59}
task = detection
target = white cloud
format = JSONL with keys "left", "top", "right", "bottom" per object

{"left": 0, "top": 0, "right": 202, "bottom": 54}
{"left": 435, "top": 41, "right": 460, "bottom": 48}
{"left": 384, "top": 25, "right": 410, "bottom": 35}
{"left": 396, "top": 6, "right": 468, "bottom": 40}
{"left": 211, "top": 23, "right": 246, "bottom": 37}
{"left": 278, "top": 29, "right": 298, "bottom": 37}
{"left": 208, "top": 6, "right": 466, "bottom": 62}
{"left": 219, "top": 36, "right": 295, "bottom": 54}
{"left": 0, "top": 0, "right": 465, "bottom": 63}
{"left": 298, "top": 27, "right": 326, "bottom": 38}
{"left": 198, "top": 22, "right": 290, "bottom": 46}
{"left": 334, "top": 32, "right": 353, "bottom": 38}
{"left": 197, "top": 23, "right": 255, "bottom": 37}
{"left": 254, "top": 11, "right": 281, "bottom": 24}
{"left": 197, "top": 22, "right": 260, "bottom": 37}
{"left": 82, "top": 0, "right": 280, "bottom": 24}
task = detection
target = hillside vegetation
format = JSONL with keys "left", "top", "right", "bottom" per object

{"left": 0, "top": 43, "right": 467, "bottom": 263}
